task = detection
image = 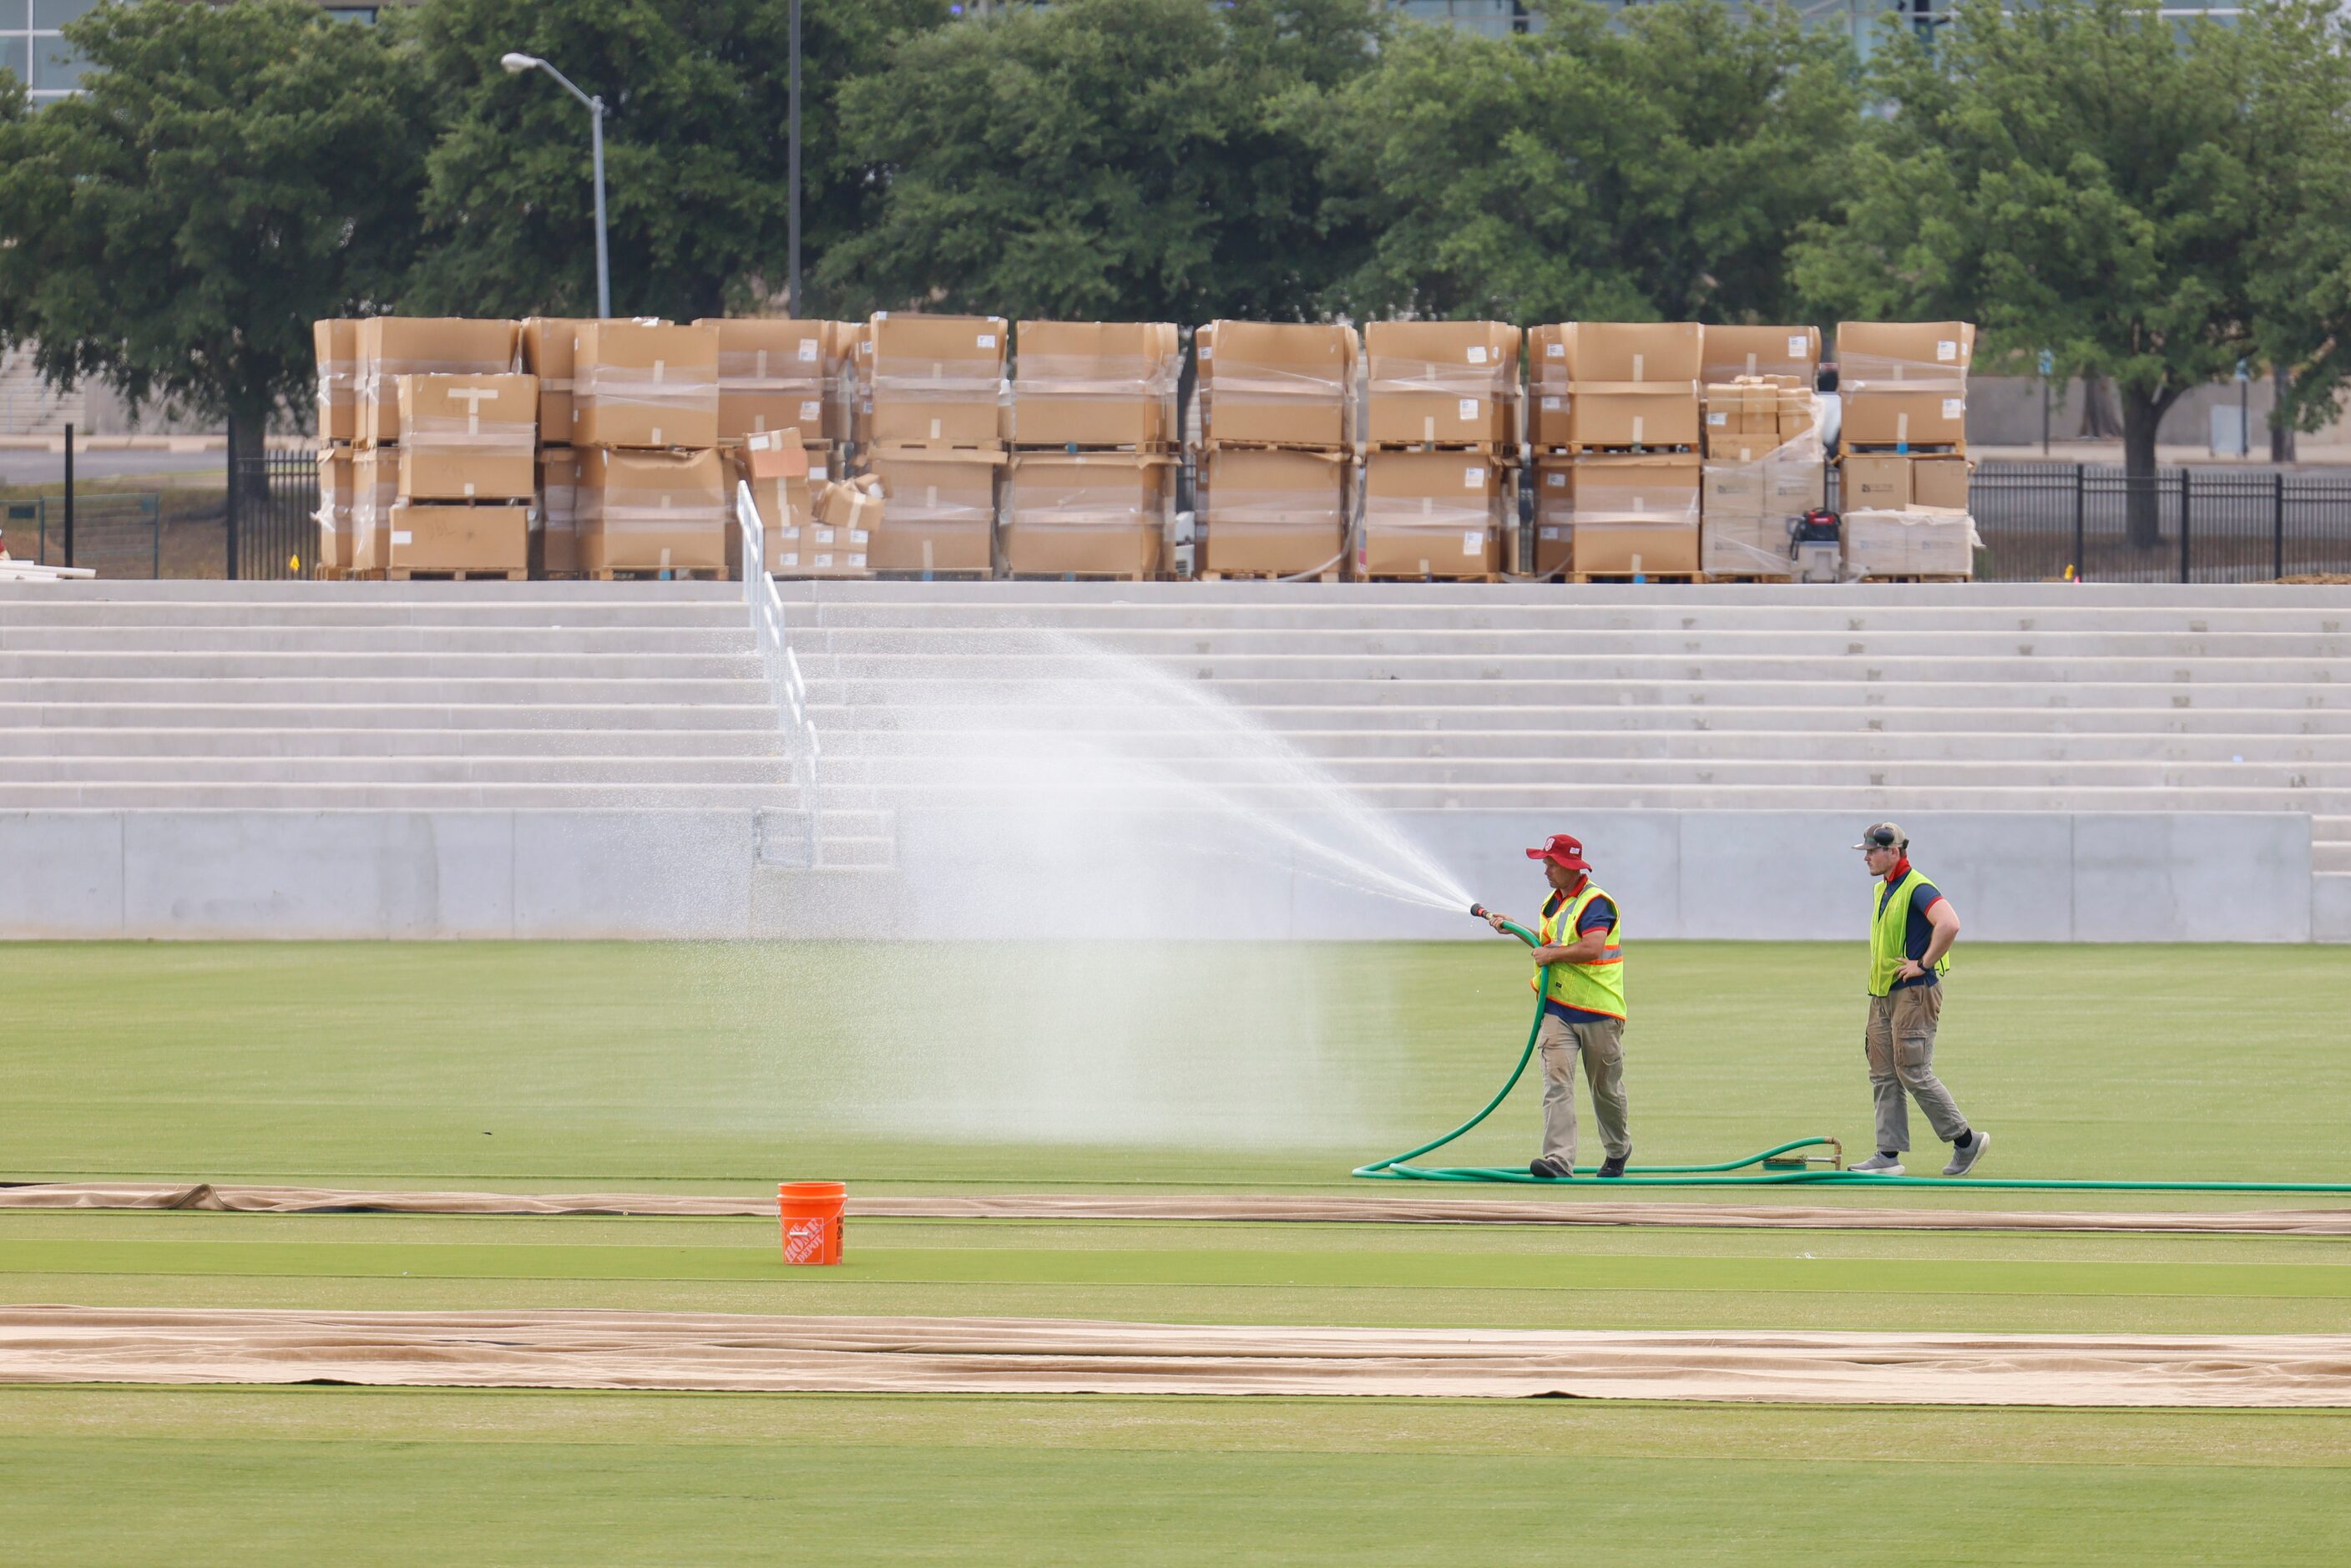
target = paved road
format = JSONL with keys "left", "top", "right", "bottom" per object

{"left": 0, "top": 449, "right": 227, "bottom": 488}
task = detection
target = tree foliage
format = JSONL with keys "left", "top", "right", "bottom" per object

{"left": 402, "top": 0, "right": 947, "bottom": 321}
{"left": 1291, "top": 1, "right": 1858, "bottom": 325}
{"left": 0, "top": 0, "right": 432, "bottom": 442}
{"left": 817, "top": 0, "right": 1383, "bottom": 323}
{"left": 1792, "top": 0, "right": 2351, "bottom": 501}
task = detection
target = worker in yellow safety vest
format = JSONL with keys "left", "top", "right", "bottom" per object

{"left": 1849, "top": 822, "right": 1989, "bottom": 1177}
{"left": 1483, "top": 833, "right": 1631, "bottom": 1180}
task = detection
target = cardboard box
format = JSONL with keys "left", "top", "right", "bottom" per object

{"left": 313, "top": 320, "right": 358, "bottom": 445}
{"left": 1706, "top": 427, "right": 1775, "bottom": 462}
{"left": 1002, "top": 450, "right": 1173, "bottom": 576}
{"left": 1837, "top": 321, "right": 1973, "bottom": 447}
{"left": 1528, "top": 325, "right": 1570, "bottom": 447}
{"left": 695, "top": 317, "right": 835, "bottom": 444}
{"left": 1565, "top": 387, "right": 1701, "bottom": 448}
{"left": 1555, "top": 322, "right": 1702, "bottom": 383}
{"left": 315, "top": 448, "right": 353, "bottom": 574}
{"left": 1843, "top": 507, "right": 1976, "bottom": 578}
{"left": 756, "top": 474, "right": 877, "bottom": 578}
{"left": 1363, "top": 321, "right": 1519, "bottom": 448}
{"left": 1768, "top": 458, "right": 1827, "bottom": 514}
{"left": 519, "top": 318, "right": 588, "bottom": 440}
{"left": 730, "top": 428, "right": 817, "bottom": 574}
{"left": 865, "top": 446, "right": 1002, "bottom": 572}
{"left": 1841, "top": 453, "right": 1911, "bottom": 511}
{"left": 354, "top": 318, "right": 519, "bottom": 448}
{"left": 536, "top": 448, "right": 580, "bottom": 577}
{"left": 1532, "top": 453, "right": 1699, "bottom": 575}
{"left": 1701, "top": 458, "right": 1768, "bottom": 523}
{"left": 867, "top": 313, "right": 1008, "bottom": 448}
{"left": 575, "top": 447, "right": 727, "bottom": 572}
{"left": 348, "top": 450, "right": 399, "bottom": 573}
{"left": 572, "top": 319, "right": 720, "bottom": 449}
{"left": 1701, "top": 325, "right": 1820, "bottom": 388}
{"left": 1197, "top": 446, "right": 1349, "bottom": 576}
{"left": 1912, "top": 455, "right": 1971, "bottom": 511}
{"left": 1198, "top": 321, "right": 1357, "bottom": 448}
{"left": 374, "top": 503, "right": 529, "bottom": 576}
{"left": 1702, "top": 514, "right": 1793, "bottom": 577}
{"left": 393, "top": 373, "right": 538, "bottom": 501}
{"left": 1361, "top": 449, "right": 1508, "bottom": 577}
{"left": 1011, "top": 321, "right": 1181, "bottom": 448}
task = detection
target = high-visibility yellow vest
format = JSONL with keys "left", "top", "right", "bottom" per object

{"left": 1528, "top": 881, "right": 1626, "bottom": 1020}
{"left": 1869, "top": 866, "right": 1951, "bottom": 997}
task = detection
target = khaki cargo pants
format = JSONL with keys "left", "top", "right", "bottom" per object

{"left": 1864, "top": 984, "right": 1969, "bottom": 1153}
{"left": 1539, "top": 1013, "right": 1631, "bottom": 1170}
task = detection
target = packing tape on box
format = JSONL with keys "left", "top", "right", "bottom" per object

{"left": 1013, "top": 352, "right": 1181, "bottom": 399}
{"left": 358, "top": 358, "right": 514, "bottom": 405}
{"left": 1365, "top": 354, "right": 1516, "bottom": 397}
{"left": 867, "top": 367, "right": 1001, "bottom": 402}
{"left": 1203, "top": 488, "right": 1350, "bottom": 528}
{"left": 1838, "top": 350, "right": 1968, "bottom": 396}
{"left": 316, "top": 362, "right": 356, "bottom": 408}
{"left": 1701, "top": 518, "right": 1799, "bottom": 575}
{"left": 1202, "top": 357, "right": 1351, "bottom": 402}
{"left": 886, "top": 484, "right": 993, "bottom": 525}
{"left": 577, "top": 362, "right": 720, "bottom": 414}
{"left": 400, "top": 411, "right": 535, "bottom": 457}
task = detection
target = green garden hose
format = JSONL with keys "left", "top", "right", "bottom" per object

{"left": 1352, "top": 915, "right": 2351, "bottom": 1195}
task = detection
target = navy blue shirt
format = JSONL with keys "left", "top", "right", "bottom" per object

{"left": 1541, "top": 889, "right": 1620, "bottom": 1025}
{"left": 1881, "top": 873, "right": 1946, "bottom": 990}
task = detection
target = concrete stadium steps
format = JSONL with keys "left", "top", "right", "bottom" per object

{"left": 772, "top": 581, "right": 2351, "bottom": 888}
{"left": 0, "top": 581, "right": 872, "bottom": 848}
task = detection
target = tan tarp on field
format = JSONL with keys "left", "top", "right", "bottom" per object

{"left": 2, "top": 1307, "right": 2346, "bottom": 1406}
{"left": 3, "top": 1183, "right": 2348, "bottom": 1237}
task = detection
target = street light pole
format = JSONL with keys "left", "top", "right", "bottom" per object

{"left": 501, "top": 53, "right": 612, "bottom": 317}
{"left": 789, "top": 0, "right": 802, "bottom": 316}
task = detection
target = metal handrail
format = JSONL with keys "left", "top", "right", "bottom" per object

{"left": 737, "top": 480, "right": 821, "bottom": 868}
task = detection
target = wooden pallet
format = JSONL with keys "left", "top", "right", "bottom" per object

{"left": 1357, "top": 571, "right": 1505, "bottom": 584}
{"left": 583, "top": 567, "right": 730, "bottom": 582}
{"left": 1361, "top": 442, "right": 1513, "bottom": 456}
{"left": 1196, "top": 568, "right": 1342, "bottom": 583}
{"left": 354, "top": 568, "right": 528, "bottom": 582}
{"left": 1003, "top": 570, "right": 1165, "bottom": 582}
{"left": 1007, "top": 443, "right": 1180, "bottom": 457}
{"left": 1853, "top": 574, "right": 1972, "bottom": 584}
{"left": 1557, "top": 570, "right": 1711, "bottom": 584}
{"left": 1529, "top": 445, "right": 1701, "bottom": 459}
{"left": 872, "top": 569, "right": 996, "bottom": 581}
{"left": 1701, "top": 573, "right": 1796, "bottom": 584}
{"left": 1838, "top": 441, "right": 1968, "bottom": 458}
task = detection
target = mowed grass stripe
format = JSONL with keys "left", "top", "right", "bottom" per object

{"left": 5, "top": 1237, "right": 2347, "bottom": 1299}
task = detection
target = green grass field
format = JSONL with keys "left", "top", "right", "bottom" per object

{"left": 5, "top": 940, "right": 2349, "bottom": 1564}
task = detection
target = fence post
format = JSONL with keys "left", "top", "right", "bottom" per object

{"left": 2072, "top": 464, "right": 2086, "bottom": 578}
{"left": 224, "top": 412, "right": 240, "bottom": 582}
{"left": 62, "top": 422, "right": 75, "bottom": 569}
{"left": 151, "top": 494, "right": 161, "bottom": 580}
{"left": 2177, "top": 469, "right": 2192, "bottom": 584}
{"left": 2272, "top": 470, "right": 2285, "bottom": 582}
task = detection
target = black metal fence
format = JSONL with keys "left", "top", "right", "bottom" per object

{"left": 1828, "top": 461, "right": 2351, "bottom": 582}
{"left": 229, "top": 448, "right": 320, "bottom": 580}
{"left": 3, "top": 493, "right": 163, "bottom": 578}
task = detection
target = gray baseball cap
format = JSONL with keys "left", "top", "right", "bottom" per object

{"left": 1853, "top": 822, "right": 1908, "bottom": 850}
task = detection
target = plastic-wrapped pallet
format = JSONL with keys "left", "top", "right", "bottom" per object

{"left": 1700, "top": 386, "right": 1826, "bottom": 577}
{"left": 1842, "top": 507, "right": 1979, "bottom": 579}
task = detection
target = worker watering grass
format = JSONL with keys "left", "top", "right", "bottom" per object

{"left": 1481, "top": 834, "right": 1631, "bottom": 1180}
{"left": 1852, "top": 822, "right": 1990, "bottom": 1178}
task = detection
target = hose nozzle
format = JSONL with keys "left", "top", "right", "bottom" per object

{"left": 1469, "top": 903, "right": 1488, "bottom": 919}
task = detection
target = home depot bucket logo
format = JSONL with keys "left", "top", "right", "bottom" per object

{"left": 784, "top": 1216, "right": 829, "bottom": 1264}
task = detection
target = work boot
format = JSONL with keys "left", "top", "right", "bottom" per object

{"left": 1942, "top": 1129, "right": 1990, "bottom": 1177}
{"left": 1597, "top": 1152, "right": 1630, "bottom": 1179}
{"left": 1529, "top": 1156, "right": 1571, "bottom": 1180}
{"left": 1848, "top": 1152, "right": 1905, "bottom": 1176}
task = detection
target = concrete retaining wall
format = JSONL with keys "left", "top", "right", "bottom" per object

{"left": 0, "top": 808, "right": 2315, "bottom": 943}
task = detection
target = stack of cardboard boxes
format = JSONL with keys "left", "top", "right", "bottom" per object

{"left": 1699, "top": 326, "right": 1825, "bottom": 578}
{"left": 857, "top": 313, "right": 1008, "bottom": 574}
{"left": 1358, "top": 322, "right": 1519, "bottom": 579}
{"left": 701, "top": 318, "right": 860, "bottom": 578}
{"left": 518, "top": 319, "right": 585, "bottom": 574}
{"left": 1531, "top": 323, "right": 1703, "bottom": 576}
{"left": 312, "top": 319, "right": 359, "bottom": 576}
{"left": 1836, "top": 321, "right": 1977, "bottom": 579}
{"left": 1191, "top": 321, "right": 1358, "bottom": 579}
{"left": 569, "top": 319, "right": 726, "bottom": 578}
{"left": 1001, "top": 321, "right": 1181, "bottom": 577}
{"left": 345, "top": 318, "right": 530, "bottom": 579}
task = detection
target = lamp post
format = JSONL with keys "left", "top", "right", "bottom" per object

{"left": 789, "top": 0, "right": 801, "bottom": 316}
{"left": 500, "top": 52, "right": 611, "bottom": 318}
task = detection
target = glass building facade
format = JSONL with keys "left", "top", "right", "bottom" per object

{"left": 2, "top": 0, "right": 95, "bottom": 103}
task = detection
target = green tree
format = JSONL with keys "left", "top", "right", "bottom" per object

{"left": 402, "top": 0, "right": 947, "bottom": 321}
{"left": 816, "top": 0, "right": 1383, "bottom": 322}
{"left": 1794, "top": 0, "right": 2351, "bottom": 547}
{"left": 0, "top": 0, "right": 432, "bottom": 469}
{"left": 1289, "top": 1, "right": 1858, "bottom": 324}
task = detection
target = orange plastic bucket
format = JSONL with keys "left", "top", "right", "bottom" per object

{"left": 778, "top": 1181, "right": 847, "bottom": 1266}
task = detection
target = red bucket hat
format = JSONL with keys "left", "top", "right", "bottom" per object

{"left": 1525, "top": 833, "right": 1591, "bottom": 873}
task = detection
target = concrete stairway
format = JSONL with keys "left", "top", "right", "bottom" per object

{"left": 0, "top": 349, "right": 84, "bottom": 439}
{"left": 773, "top": 580, "right": 2351, "bottom": 919}
{"left": 0, "top": 581, "right": 903, "bottom": 864}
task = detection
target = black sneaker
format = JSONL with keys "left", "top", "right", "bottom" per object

{"left": 1597, "top": 1152, "right": 1630, "bottom": 1179}
{"left": 1529, "top": 1156, "right": 1570, "bottom": 1180}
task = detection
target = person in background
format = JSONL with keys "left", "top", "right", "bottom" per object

{"left": 1849, "top": 822, "right": 1989, "bottom": 1176}
{"left": 1484, "top": 833, "right": 1631, "bottom": 1180}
